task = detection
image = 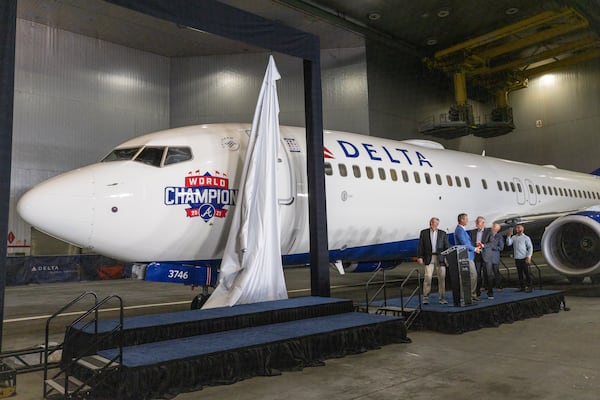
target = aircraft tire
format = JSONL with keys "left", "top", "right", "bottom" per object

{"left": 190, "top": 293, "right": 211, "bottom": 309}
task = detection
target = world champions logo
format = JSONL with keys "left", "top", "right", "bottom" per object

{"left": 164, "top": 170, "right": 237, "bottom": 222}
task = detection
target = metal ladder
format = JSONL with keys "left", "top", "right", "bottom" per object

{"left": 43, "top": 293, "right": 124, "bottom": 399}
{"left": 363, "top": 267, "right": 422, "bottom": 329}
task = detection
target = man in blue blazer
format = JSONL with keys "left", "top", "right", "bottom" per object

{"left": 483, "top": 223, "right": 505, "bottom": 297}
{"left": 417, "top": 217, "right": 451, "bottom": 304}
{"left": 454, "top": 213, "right": 480, "bottom": 302}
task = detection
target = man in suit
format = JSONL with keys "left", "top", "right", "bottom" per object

{"left": 483, "top": 223, "right": 504, "bottom": 299}
{"left": 454, "top": 213, "right": 480, "bottom": 302}
{"left": 470, "top": 216, "right": 492, "bottom": 297}
{"left": 417, "top": 217, "right": 451, "bottom": 304}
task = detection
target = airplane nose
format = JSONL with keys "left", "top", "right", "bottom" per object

{"left": 17, "top": 168, "right": 95, "bottom": 248}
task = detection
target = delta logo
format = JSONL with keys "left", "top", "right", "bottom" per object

{"left": 164, "top": 170, "right": 238, "bottom": 222}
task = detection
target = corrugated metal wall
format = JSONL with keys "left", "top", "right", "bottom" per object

{"left": 8, "top": 20, "right": 170, "bottom": 254}
{"left": 494, "top": 59, "right": 600, "bottom": 173}
{"left": 170, "top": 47, "right": 369, "bottom": 134}
{"left": 365, "top": 39, "right": 488, "bottom": 153}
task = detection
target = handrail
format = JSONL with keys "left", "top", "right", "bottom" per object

{"left": 499, "top": 259, "right": 511, "bottom": 283}
{"left": 530, "top": 259, "right": 543, "bottom": 290}
{"left": 62, "top": 294, "right": 124, "bottom": 399}
{"left": 44, "top": 291, "right": 97, "bottom": 399}
{"left": 399, "top": 268, "right": 421, "bottom": 312}
{"left": 364, "top": 266, "right": 386, "bottom": 312}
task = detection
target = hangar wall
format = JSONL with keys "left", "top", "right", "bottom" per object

{"left": 170, "top": 47, "right": 369, "bottom": 134}
{"left": 489, "top": 59, "right": 600, "bottom": 173}
{"left": 8, "top": 20, "right": 170, "bottom": 254}
{"left": 365, "top": 39, "right": 488, "bottom": 152}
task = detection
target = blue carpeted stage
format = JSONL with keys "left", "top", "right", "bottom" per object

{"left": 374, "top": 288, "right": 566, "bottom": 334}
{"left": 64, "top": 296, "right": 409, "bottom": 399}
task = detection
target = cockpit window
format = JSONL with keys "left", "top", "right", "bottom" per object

{"left": 164, "top": 147, "right": 193, "bottom": 166}
{"left": 102, "top": 147, "right": 141, "bottom": 162}
{"left": 134, "top": 147, "right": 165, "bottom": 167}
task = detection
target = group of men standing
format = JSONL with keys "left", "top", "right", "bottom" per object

{"left": 417, "top": 213, "right": 534, "bottom": 305}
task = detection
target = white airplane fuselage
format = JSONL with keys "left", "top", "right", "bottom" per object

{"left": 17, "top": 123, "right": 600, "bottom": 276}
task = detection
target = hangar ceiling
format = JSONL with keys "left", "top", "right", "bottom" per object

{"left": 17, "top": 1, "right": 600, "bottom": 59}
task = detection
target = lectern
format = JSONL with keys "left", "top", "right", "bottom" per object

{"left": 441, "top": 245, "right": 472, "bottom": 306}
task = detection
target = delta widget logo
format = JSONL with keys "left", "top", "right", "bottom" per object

{"left": 164, "top": 170, "right": 238, "bottom": 222}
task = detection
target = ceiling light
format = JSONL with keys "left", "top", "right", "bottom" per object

{"left": 505, "top": 7, "right": 519, "bottom": 15}
{"left": 368, "top": 11, "right": 381, "bottom": 21}
{"left": 437, "top": 8, "right": 450, "bottom": 18}
{"left": 426, "top": 38, "right": 438, "bottom": 46}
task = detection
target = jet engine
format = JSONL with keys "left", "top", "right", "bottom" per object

{"left": 541, "top": 211, "right": 600, "bottom": 276}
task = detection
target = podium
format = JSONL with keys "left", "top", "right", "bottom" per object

{"left": 441, "top": 245, "right": 472, "bottom": 306}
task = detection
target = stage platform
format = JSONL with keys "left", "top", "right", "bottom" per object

{"left": 63, "top": 296, "right": 409, "bottom": 399}
{"left": 374, "top": 288, "right": 566, "bottom": 334}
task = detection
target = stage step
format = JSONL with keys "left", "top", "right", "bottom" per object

{"left": 88, "top": 311, "right": 408, "bottom": 399}
{"left": 65, "top": 296, "right": 354, "bottom": 359}
{"left": 45, "top": 375, "right": 91, "bottom": 397}
{"left": 77, "top": 354, "right": 119, "bottom": 370}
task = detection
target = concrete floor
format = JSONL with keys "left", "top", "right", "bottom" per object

{"left": 5, "top": 262, "right": 600, "bottom": 399}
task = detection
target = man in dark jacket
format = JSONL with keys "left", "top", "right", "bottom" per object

{"left": 417, "top": 217, "right": 451, "bottom": 304}
{"left": 483, "top": 223, "right": 504, "bottom": 299}
{"left": 470, "top": 216, "right": 492, "bottom": 297}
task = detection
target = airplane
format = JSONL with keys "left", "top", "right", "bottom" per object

{"left": 16, "top": 123, "right": 600, "bottom": 286}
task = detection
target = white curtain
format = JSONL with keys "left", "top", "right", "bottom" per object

{"left": 202, "top": 55, "right": 287, "bottom": 309}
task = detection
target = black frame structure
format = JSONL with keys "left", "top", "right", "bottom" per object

{"left": 0, "top": 0, "right": 330, "bottom": 351}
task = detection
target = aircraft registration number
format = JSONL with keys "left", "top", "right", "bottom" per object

{"left": 167, "top": 269, "right": 189, "bottom": 280}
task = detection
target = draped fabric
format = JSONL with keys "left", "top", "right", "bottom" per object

{"left": 203, "top": 56, "right": 287, "bottom": 309}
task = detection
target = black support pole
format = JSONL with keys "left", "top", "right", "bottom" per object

{"left": 304, "top": 58, "right": 330, "bottom": 297}
{"left": 0, "top": 0, "right": 17, "bottom": 352}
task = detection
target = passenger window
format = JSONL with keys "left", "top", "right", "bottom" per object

{"left": 568, "top": 188, "right": 573, "bottom": 197}
{"left": 504, "top": 181, "right": 509, "bottom": 191}
{"left": 414, "top": 171, "right": 421, "bottom": 184}
{"left": 517, "top": 183, "right": 522, "bottom": 193}
{"left": 135, "top": 147, "right": 165, "bottom": 167}
{"left": 164, "top": 147, "right": 192, "bottom": 166}
{"left": 535, "top": 185, "right": 540, "bottom": 194}
{"left": 338, "top": 164, "right": 348, "bottom": 177}
{"left": 510, "top": 182, "right": 516, "bottom": 192}
{"left": 436, "top": 174, "right": 442, "bottom": 185}
{"left": 424, "top": 173, "right": 432, "bottom": 184}
{"left": 464, "top": 177, "right": 470, "bottom": 188}
{"left": 352, "top": 165, "right": 361, "bottom": 178}
{"left": 528, "top": 184, "right": 533, "bottom": 194}
{"left": 378, "top": 167, "right": 386, "bottom": 180}
{"left": 559, "top": 188, "right": 564, "bottom": 196}
{"left": 366, "top": 166, "right": 374, "bottom": 179}
{"left": 578, "top": 190, "right": 583, "bottom": 198}
{"left": 402, "top": 170, "right": 409, "bottom": 182}
{"left": 446, "top": 175, "right": 453, "bottom": 186}
{"left": 542, "top": 186, "right": 547, "bottom": 195}
{"left": 390, "top": 169, "right": 398, "bottom": 181}
{"left": 482, "top": 179, "right": 488, "bottom": 190}
{"left": 324, "top": 162, "right": 333, "bottom": 176}
{"left": 553, "top": 187, "right": 558, "bottom": 196}
{"left": 455, "top": 176, "right": 462, "bottom": 187}
{"left": 497, "top": 181, "right": 502, "bottom": 191}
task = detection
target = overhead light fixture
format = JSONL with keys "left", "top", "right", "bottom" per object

{"left": 426, "top": 38, "right": 438, "bottom": 46}
{"left": 505, "top": 7, "right": 519, "bottom": 15}
{"left": 437, "top": 8, "right": 450, "bottom": 18}
{"left": 368, "top": 11, "right": 381, "bottom": 21}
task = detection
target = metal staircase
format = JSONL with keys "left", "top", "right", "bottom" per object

{"left": 43, "top": 292, "right": 124, "bottom": 399}
{"left": 363, "top": 267, "right": 422, "bottom": 329}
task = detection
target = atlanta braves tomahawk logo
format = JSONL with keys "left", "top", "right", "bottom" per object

{"left": 164, "top": 170, "right": 238, "bottom": 222}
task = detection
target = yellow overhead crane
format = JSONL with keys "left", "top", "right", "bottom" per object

{"left": 421, "top": 7, "right": 600, "bottom": 138}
